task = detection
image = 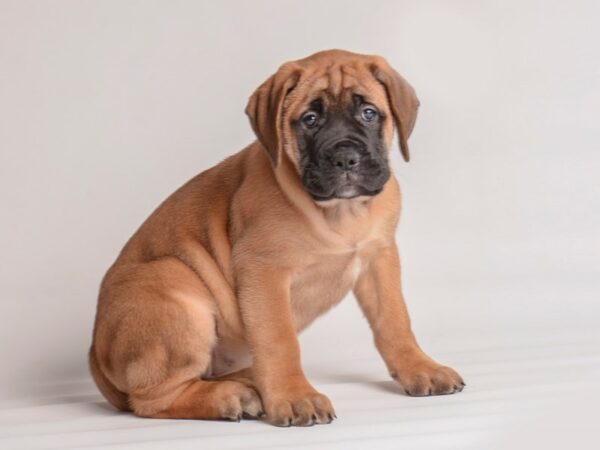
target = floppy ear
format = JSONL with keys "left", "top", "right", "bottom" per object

{"left": 370, "top": 59, "right": 420, "bottom": 162}
{"left": 245, "top": 65, "right": 301, "bottom": 167}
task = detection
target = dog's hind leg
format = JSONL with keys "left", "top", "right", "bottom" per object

{"left": 91, "top": 257, "right": 263, "bottom": 420}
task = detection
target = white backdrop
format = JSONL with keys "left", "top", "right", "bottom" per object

{"left": 1, "top": 0, "right": 598, "bottom": 405}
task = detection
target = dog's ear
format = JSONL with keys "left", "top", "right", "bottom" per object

{"left": 370, "top": 59, "right": 420, "bottom": 162}
{"left": 245, "top": 64, "right": 302, "bottom": 167}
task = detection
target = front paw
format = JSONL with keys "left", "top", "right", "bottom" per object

{"left": 391, "top": 354, "right": 465, "bottom": 396}
{"left": 263, "top": 385, "right": 336, "bottom": 427}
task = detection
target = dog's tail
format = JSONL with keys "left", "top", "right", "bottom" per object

{"left": 89, "top": 346, "right": 131, "bottom": 411}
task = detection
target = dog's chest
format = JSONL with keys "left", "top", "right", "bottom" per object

{"left": 289, "top": 251, "right": 363, "bottom": 331}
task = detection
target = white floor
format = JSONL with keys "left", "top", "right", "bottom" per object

{"left": 2, "top": 326, "right": 599, "bottom": 450}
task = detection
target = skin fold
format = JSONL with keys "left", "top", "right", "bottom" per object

{"left": 89, "top": 49, "right": 464, "bottom": 427}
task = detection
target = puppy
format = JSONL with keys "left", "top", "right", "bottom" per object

{"left": 89, "top": 49, "right": 464, "bottom": 427}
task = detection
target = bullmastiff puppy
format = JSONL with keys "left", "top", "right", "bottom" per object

{"left": 89, "top": 49, "right": 465, "bottom": 427}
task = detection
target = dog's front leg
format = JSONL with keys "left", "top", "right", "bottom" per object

{"left": 238, "top": 265, "right": 335, "bottom": 426}
{"left": 354, "top": 242, "right": 465, "bottom": 396}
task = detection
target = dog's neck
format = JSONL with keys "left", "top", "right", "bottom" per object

{"left": 273, "top": 150, "right": 388, "bottom": 250}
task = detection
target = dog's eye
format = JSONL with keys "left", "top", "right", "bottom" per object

{"left": 361, "top": 107, "right": 378, "bottom": 122}
{"left": 302, "top": 112, "right": 319, "bottom": 128}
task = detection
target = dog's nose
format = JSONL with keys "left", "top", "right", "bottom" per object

{"left": 333, "top": 149, "right": 361, "bottom": 171}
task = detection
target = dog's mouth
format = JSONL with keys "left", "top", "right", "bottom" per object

{"left": 310, "top": 189, "right": 383, "bottom": 202}
{"left": 307, "top": 182, "right": 384, "bottom": 201}
{"left": 304, "top": 170, "right": 387, "bottom": 202}
{"left": 334, "top": 184, "right": 362, "bottom": 199}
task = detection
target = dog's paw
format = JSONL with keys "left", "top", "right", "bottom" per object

{"left": 263, "top": 387, "right": 336, "bottom": 427}
{"left": 391, "top": 355, "right": 465, "bottom": 396}
{"left": 214, "top": 381, "right": 264, "bottom": 421}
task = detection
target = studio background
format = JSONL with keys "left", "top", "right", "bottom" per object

{"left": 1, "top": 1, "right": 598, "bottom": 448}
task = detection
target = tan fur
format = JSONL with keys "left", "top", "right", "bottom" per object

{"left": 89, "top": 49, "right": 463, "bottom": 427}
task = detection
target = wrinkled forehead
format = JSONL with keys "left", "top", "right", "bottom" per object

{"left": 287, "top": 63, "right": 389, "bottom": 118}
